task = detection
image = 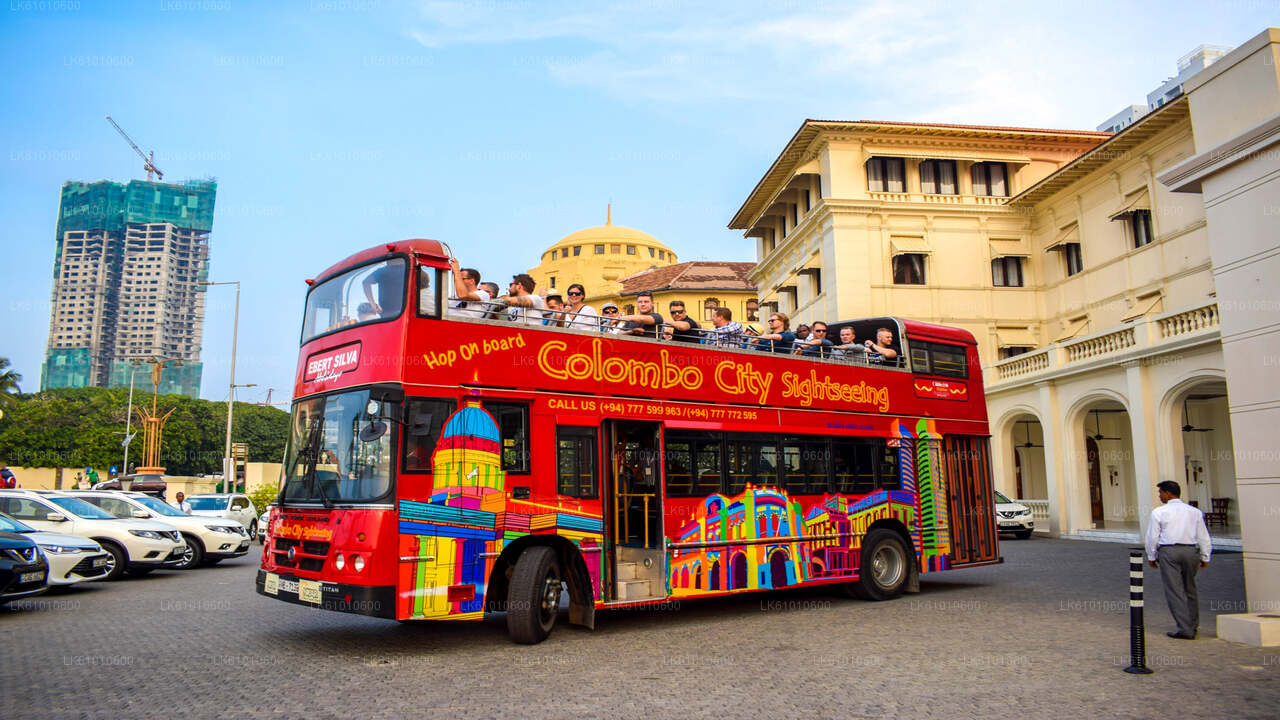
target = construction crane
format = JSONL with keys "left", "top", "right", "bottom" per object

{"left": 105, "top": 115, "right": 163, "bottom": 181}
{"left": 258, "top": 388, "right": 274, "bottom": 407}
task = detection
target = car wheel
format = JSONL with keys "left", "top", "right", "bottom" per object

{"left": 174, "top": 534, "right": 203, "bottom": 570}
{"left": 97, "top": 541, "right": 127, "bottom": 581}
{"left": 851, "top": 528, "right": 911, "bottom": 601}
{"left": 506, "top": 546, "right": 561, "bottom": 644}
{"left": 248, "top": 521, "right": 258, "bottom": 541}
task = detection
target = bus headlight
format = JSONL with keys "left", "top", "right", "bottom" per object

{"left": 335, "top": 553, "right": 345, "bottom": 570}
{"left": 353, "top": 555, "right": 365, "bottom": 572}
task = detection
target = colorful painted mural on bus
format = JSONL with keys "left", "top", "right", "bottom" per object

{"left": 667, "top": 418, "right": 953, "bottom": 595}
{"left": 395, "top": 401, "right": 604, "bottom": 620}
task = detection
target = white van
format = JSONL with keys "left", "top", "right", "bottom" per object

{"left": 994, "top": 490, "right": 1035, "bottom": 539}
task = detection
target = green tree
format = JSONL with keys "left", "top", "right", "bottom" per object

{"left": 0, "top": 357, "right": 21, "bottom": 410}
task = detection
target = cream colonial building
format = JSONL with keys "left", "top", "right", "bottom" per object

{"left": 731, "top": 28, "right": 1280, "bottom": 641}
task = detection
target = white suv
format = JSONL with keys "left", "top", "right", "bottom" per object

{"left": 995, "top": 490, "right": 1035, "bottom": 539}
{"left": 67, "top": 491, "right": 251, "bottom": 570}
{"left": 0, "top": 512, "right": 112, "bottom": 585}
{"left": 0, "top": 489, "right": 186, "bottom": 580}
{"left": 186, "top": 494, "right": 258, "bottom": 539}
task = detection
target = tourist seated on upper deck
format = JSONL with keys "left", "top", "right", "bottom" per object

{"left": 543, "top": 294, "right": 566, "bottom": 327}
{"left": 616, "top": 291, "right": 665, "bottom": 339}
{"left": 562, "top": 283, "right": 599, "bottom": 330}
{"left": 709, "top": 307, "right": 743, "bottom": 347}
{"left": 752, "top": 312, "right": 796, "bottom": 353}
{"left": 667, "top": 300, "right": 702, "bottom": 343}
{"left": 865, "top": 327, "right": 900, "bottom": 365}
{"left": 599, "top": 302, "right": 623, "bottom": 333}
{"left": 795, "top": 321, "right": 835, "bottom": 358}
{"left": 494, "top": 273, "right": 545, "bottom": 324}
{"left": 362, "top": 261, "right": 405, "bottom": 318}
{"left": 356, "top": 303, "right": 378, "bottom": 322}
{"left": 447, "top": 258, "right": 492, "bottom": 319}
{"left": 830, "top": 326, "right": 866, "bottom": 361}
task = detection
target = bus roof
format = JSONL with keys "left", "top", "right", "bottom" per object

{"left": 311, "top": 238, "right": 449, "bottom": 285}
{"left": 898, "top": 319, "right": 978, "bottom": 346}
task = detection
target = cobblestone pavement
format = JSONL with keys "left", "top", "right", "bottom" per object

{"left": 2, "top": 539, "right": 1277, "bottom": 720}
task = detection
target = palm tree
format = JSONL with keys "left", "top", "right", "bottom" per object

{"left": 0, "top": 358, "right": 22, "bottom": 404}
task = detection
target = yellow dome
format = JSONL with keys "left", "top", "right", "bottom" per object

{"left": 527, "top": 211, "right": 679, "bottom": 300}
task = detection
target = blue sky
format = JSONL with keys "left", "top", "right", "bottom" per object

{"left": 1, "top": 1, "right": 1273, "bottom": 405}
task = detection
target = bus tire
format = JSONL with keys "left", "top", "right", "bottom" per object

{"left": 853, "top": 528, "right": 910, "bottom": 601}
{"left": 506, "top": 546, "right": 561, "bottom": 644}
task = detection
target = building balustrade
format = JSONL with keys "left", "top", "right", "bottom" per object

{"left": 865, "top": 191, "right": 1011, "bottom": 206}
{"left": 1014, "top": 498, "right": 1050, "bottom": 526}
{"left": 986, "top": 301, "right": 1220, "bottom": 387}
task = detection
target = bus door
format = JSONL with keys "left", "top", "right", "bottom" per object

{"left": 603, "top": 420, "right": 665, "bottom": 602}
{"left": 943, "top": 436, "right": 1000, "bottom": 565}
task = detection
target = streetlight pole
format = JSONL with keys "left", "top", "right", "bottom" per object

{"left": 202, "top": 280, "right": 242, "bottom": 492}
{"left": 122, "top": 360, "right": 143, "bottom": 479}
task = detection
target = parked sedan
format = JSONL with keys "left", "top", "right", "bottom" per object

{"left": 67, "top": 491, "right": 250, "bottom": 569}
{"left": 258, "top": 507, "right": 271, "bottom": 546}
{"left": 0, "top": 530, "right": 48, "bottom": 605}
{"left": 0, "top": 512, "right": 110, "bottom": 585}
{"left": 186, "top": 494, "right": 258, "bottom": 539}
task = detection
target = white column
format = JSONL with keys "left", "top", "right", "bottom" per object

{"left": 1036, "top": 381, "right": 1066, "bottom": 536}
{"left": 1123, "top": 360, "right": 1158, "bottom": 537}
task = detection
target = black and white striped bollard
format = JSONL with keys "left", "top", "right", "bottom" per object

{"left": 1124, "top": 547, "right": 1153, "bottom": 674}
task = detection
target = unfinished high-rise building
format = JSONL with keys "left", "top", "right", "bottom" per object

{"left": 42, "top": 179, "right": 217, "bottom": 398}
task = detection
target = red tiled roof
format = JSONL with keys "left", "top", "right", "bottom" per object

{"left": 618, "top": 261, "right": 757, "bottom": 295}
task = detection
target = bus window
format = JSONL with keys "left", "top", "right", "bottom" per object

{"left": 666, "top": 431, "right": 723, "bottom": 497}
{"left": 909, "top": 340, "right": 968, "bottom": 379}
{"left": 402, "top": 398, "right": 456, "bottom": 472}
{"left": 727, "top": 437, "right": 778, "bottom": 493}
{"left": 556, "top": 427, "right": 597, "bottom": 498}
{"left": 878, "top": 443, "right": 902, "bottom": 490}
{"left": 782, "top": 438, "right": 830, "bottom": 495}
{"left": 833, "top": 440, "right": 876, "bottom": 494}
{"left": 417, "top": 266, "right": 443, "bottom": 319}
{"left": 481, "top": 401, "right": 530, "bottom": 473}
{"left": 301, "top": 257, "right": 406, "bottom": 343}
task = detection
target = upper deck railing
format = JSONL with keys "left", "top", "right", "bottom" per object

{"left": 454, "top": 301, "right": 912, "bottom": 371}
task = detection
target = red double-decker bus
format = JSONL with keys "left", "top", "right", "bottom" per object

{"left": 257, "top": 239, "right": 1000, "bottom": 643}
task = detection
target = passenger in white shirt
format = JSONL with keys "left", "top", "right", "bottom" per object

{"left": 562, "top": 283, "right": 599, "bottom": 330}
{"left": 1144, "top": 480, "right": 1211, "bottom": 639}
{"left": 495, "top": 273, "right": 544, "bottom": 324}
{"left": 447, "top": 258, "right": 491, "bottom": 319}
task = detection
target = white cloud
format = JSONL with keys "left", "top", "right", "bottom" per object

{"left": 404, "top": 0, "right": 1254, "bottom": 128}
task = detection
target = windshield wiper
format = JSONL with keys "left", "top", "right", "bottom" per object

{"left": 280, "top": 417, "right": 330, "bottom": 509}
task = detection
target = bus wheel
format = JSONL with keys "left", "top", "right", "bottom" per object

{"left": 852, "top": 529, "right": 910, "bottom": 601}
{"left": 506, "top": 546, "right": 561, "bottom": 644}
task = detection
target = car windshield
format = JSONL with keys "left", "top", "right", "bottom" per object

{"left": 187, "top": 496, "right": 230, "bottom": 511}
{"left": 0, "top": 513, "right": 35, "bottom": 533}
{"left": 994, "top": 490, "right": 1013, "bottom": 504}
{"left": 281, "top": 388, "right": 394, "bottom": 505}
{"left": 48, "top": 496, "right": 118, "bottom": 519}
{"left": 301, "top": 257, "right": 406, "bottom": 344}
{"left": 130, "top": 495, "right": 186, "bottom": 516}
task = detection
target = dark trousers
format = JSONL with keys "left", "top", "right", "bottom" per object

{"left": 1157, "top": 545, "right": 1200, "bottom": 635}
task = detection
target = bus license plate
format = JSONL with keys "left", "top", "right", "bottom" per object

{"left": 21, "top": 571, "right": 43, "bottom": 584}
{"left": 264, "top": 573, "right": 279, "bottom": 595}
{"left": 298, "top": 579, "right": 322, "bottom": 604}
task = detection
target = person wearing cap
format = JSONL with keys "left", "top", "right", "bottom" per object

{"left": 599, "top": 302, "right": 623, "bottom": 333}
{"left": 447, "top": 257, "right": 491, "bottom": 319}
{"left": 562, "top": 283, "right": 598, "bottom": 330}
{"left": 494, "top": 273, "right": 545, "bottom": 324}
{"left": 616, "top": 291, "right": 664, "bottom": 339}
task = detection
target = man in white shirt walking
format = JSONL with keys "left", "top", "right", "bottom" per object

{"left": 1144, "top": 480, "right": 1212, "bottom": 639}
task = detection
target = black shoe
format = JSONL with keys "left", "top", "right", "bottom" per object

{"left": 1166, "top": 631, "right": 1195, "bottom": 639}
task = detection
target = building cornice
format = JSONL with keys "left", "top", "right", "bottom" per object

{"left": 1158, "top": 111, "right": 1280, "bottom": 193}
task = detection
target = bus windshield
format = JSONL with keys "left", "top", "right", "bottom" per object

{"left": 281, "top": 388, "right": 394, "bottom": 504}
{"left": 301, "top": 257, "right": 406, "bottom": 344}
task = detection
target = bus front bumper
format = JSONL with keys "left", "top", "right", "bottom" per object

{"left": 256, "top": 569, "right": 395, "bottom": 619}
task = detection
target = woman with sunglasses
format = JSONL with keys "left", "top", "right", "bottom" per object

{"left": 562, "top": 283, "right": 599, "bottom": 330}
{"left": 752, "top": 312, "right": 796, "bottom": 353}
{"left": 599, "top": 302, "right": 624, "bottom": 333}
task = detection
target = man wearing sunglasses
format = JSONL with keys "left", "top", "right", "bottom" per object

{"left": 753, "top": 313, "right": 796, "bottom": 353}
{"left": 795, "top": 321, "right": 835, "bottom": 357}
{"left": 599, "top": 302, "right": 622, "bottom": 333}
{"left": 562, "top": 283, "right": 599, "bottom": 330}
{"left": 448, "top": 257, "right": 491, "bottom": 319}
{"left": 666, "top": 300, "right": 702, "bottom": 343}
